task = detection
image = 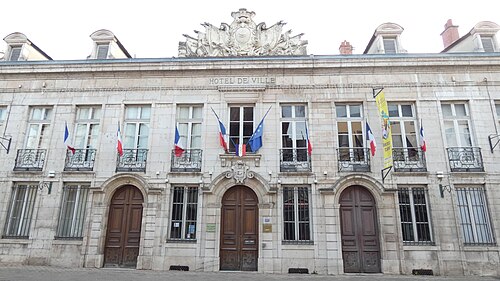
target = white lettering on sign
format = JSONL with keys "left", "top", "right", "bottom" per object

{"left": 209, "top": 77, "right": 276, "bottom": 85}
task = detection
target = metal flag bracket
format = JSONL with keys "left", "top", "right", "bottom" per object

{"left": 0, "top": 136, "right": 12, "bottom": 153}
{"left": 381, "top": 166, "right": 392, "bottom": 183}
{"left": 488, "top": 134, "right": 500, "bottom": 153}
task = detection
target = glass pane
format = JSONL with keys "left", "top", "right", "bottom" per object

{"left": 78, "top": 108, "right": 90, "bottom": 120}
{"left": 455, "top": 104, "right": 467, "bottom": 117}
{"left": 351, "top": 122, "right": 362, "bottom": 134}
{"left": 349, "top": 105, "right": 361, "bottom": 117}
{"left": 337, "top": 122, "right": 348, "bottom": 134}
{"left": 391, "top": 121, "right": 401, "bottom": 134}
{"left": 338, "top": 135, "right": 349, "bottom": 147}
{"left": 230, "top": 107, "right": 240, "bottom": 121}
{"left": 243, "top": 122, "right": 253, "bottom": 137}
{"left": 441, "top": 104, "right": 452, "bottom": 117}
{"left": 178, "top": 107, "right": 189, "bottom": 119}
{"left": 192, "top": 107, "right": 203, "bottom": 119}
{"left": 281, "top": 106, "right": 292, "bottom": 118}
{"left": 126, "top": 107, "right": 139, "bottom": 119}
{"left": 336, "top": 105, "right": 347, "bottom": 118}
{"left": 140, "top": 107, "right": 151, "bottom": 119}
{"left": 92, "top": 107, "right": 101, "bottom": 119}
{"left": 243, "top": 107, "right": 253, "bottom": 121}
{"left": 458, "top": 121, "right": 472, "bottom": 147}
{"left": 444, "top": 121, "right": 457, "bottom": 146}
{"left": 496, "top": 104, "right": 500, "bottom": 117}
{"left": 296, "top": 122, "right": 306, "bottom": 141}
{"left": 401, "top": 105, "right": 413, "bottom": 117}
{"left": 31, "top": 108, "right": 42, "bottom": 120}
{"left": 388, "top": 104, "right": 399, "bottom": 117}
{"left": 74, "top": 124, "right": 87, "bottom": 148}
{"left": 295, "top": 105, "right": 305, "bottom": 117}
{"left": 124, "top": 123, "right": 136, "bottom": 148}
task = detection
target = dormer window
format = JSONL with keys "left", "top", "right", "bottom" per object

{"left": 96, "top": 44, "right": 109, "bottom": 59}
{"left": 481, "top": 36, "right": 495, "bottom": 52}
{"left": 383, "top": 38, "right": 397, "bottom": 54}
{"left": 9, "top": 46, "right": 22, "bottom": 61}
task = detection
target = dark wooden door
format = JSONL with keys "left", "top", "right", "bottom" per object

{"left": 104, "top": 185, "right": 144, "bottom": 268}
{"left": 339, "top": 185, "right": 381, "bottom": 273}
{"left": 220, "top": 186, "right": 259, "bottom": 271}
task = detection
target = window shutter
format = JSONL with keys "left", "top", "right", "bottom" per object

{"left": 481, "top": 37, "right": 495, "bottom": 52}
{"left": 383, "top": 38, "right": 397, "bottom": 54}
{"left": 9, "top": 47, "right": 22, "bottom": 61}
{"left": 96, "top": 44, "right": 109, "bottom": 59}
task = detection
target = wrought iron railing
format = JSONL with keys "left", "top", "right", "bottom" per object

{"left": 64, "top": 149, "right": 96, "bottom": 171}
{"left": 14, "top": 149, "right": 46, "bottom": 171}
{"left": 447, "top": 147, "right": 484, "bottom": 172}
{"left": 337, "top": 147, "right": 370, "bottom": 172}
{"left": 279, "top": 148, "right": 311, "bottom": 172}
{"left": 171, "top": 149, "right": 202, "bottom": 172}
{"left": 116, "top": 149, "right": 148, "bottom": 172}
{"left": 393, "top": 147, "right": 427, "bottom": 172}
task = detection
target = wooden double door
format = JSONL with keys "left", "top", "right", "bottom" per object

{"left": 339, "top": 185, "right": 381, "bottom": 273}
{"left": 220, "top": 185, "right": 259, "bottom": 271}
{"left": 104, "top": 185, "right": 144, "bottom": 268}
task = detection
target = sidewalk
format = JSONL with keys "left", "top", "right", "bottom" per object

{"left": 0, "top": 266, "right": 498, "bottom": 281}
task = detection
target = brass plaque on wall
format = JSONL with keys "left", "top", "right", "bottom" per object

{"left": 263, "top": 224, "right": 272, "bottom": 233}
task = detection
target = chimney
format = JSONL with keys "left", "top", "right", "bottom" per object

{"left": 339, "top": 40, "right": 353, "bottom": 55}
{"left": 441, "top": 19, "right": 460, "bottom": 48}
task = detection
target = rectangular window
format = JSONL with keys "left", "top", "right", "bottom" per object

{"left": 398, "top": 187, "right": 433, "bottom": 245}
{"left": 229, "top": 105, "right": 253, "bottom": 153}
{"left": 124, "top": 105, "right": 150, "bottom": 149}
{"left": 9, "top": 46, "right": 22, "bottom": 61}
{"left": 281, "top": 104, "right": 308, "bottom": 163}
{"left": 441, "top": 102, "right": 473, "bottom": 147}
{"left": 481, "top": 36, "right": 495, "bottom": 52}
{"left": 96, "top": 44, "right": 109, "bottom": 59}
{"left": 389, "top": 103, "right": 417, "bottom": 149}
{"left": 3, "top": 183, "right": 38, "bottom": 238}
{"left": 170, "top": 186, "right": 198, "bottom": 240}
{"left": 176, "top": 105, "right": 203, "bottom": 149}
{"left": 25, "top": 107, "right": 52, "bottom": 149}
{"left": 336, "top": 104, "right": 364, "bottom": 161}
{"left": 383, "top": 38, "right": 397, "bottom": 54}
{"left": 283, "top": 186, "right": 311, "bottom": 242}
{"left": 456, "top": 187, "right": 495, "bottom": 245}
{"left": 74, "top": 106, "right": 101, "bottom": 149}
{"left": 56, "top": 184, "right": 89, "bottom": 239}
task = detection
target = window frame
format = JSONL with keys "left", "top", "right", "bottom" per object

{"left": 176, "top": 105, "right": 203, "bottom": 150}
{"left": 168, "top": 186, "right": 199, "bottom": 241}
{"left": 282, "top": 186, "right": 312, "bottom": 243}
{"left": 74, "top": 106, "right": 101, "bottom": 149}
{"left": 9, "top": 46, "right": 22, "bottom": 61}
{"left": 480, "top": 35, "right": 495, "bottom": 52}
{"left": 24, "top": 107, "right": 52, "bottom": 149}
{"left": 280, "top": 104, "right": 308, "bottom": 161}
{"left": 397, "top": 186, "right": 434, "bottom": 245}
{"left": 228, "top": 105, "right": 254, "bottom": 153}
{"left": 0, "top": 106, "right": 7, "bottom": 134}
{"left": 123, "top": 105, "right": 151, "bottom": 149}
{"left": 455, "top": 186, "right": 495, "bottom": 245}
{"left": 3, "top": 183, "right": 38, "bottom": 238}
{"left": 383, "top": 37, "right": 397, "bottom": 54}
{"left": 441, "top": 102, "right": 474, "bottom": 147}
{"left": 56, "top": 183, "right": 90, "bottom": 239}
{"left": 96, "top": 43, "right": 110, "bottom": 59}
{"left": 336, "top": 103, "right": 365, "bottom": 162}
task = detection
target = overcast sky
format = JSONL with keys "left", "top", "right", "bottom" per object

{"left": 1, "top": 0, "right": 499, "bottom": 60}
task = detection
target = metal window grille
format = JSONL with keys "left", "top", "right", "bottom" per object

{"left": 398, "top": 187, "right": 433, "bottom": 245}
{"left": 3, "top": 183, "right": 38, "bottom": 238}
{"left": 456, "top": 187, "right": 495, "bottom": 245}
{"left": 283, "top": 186, "right": 311, "bottom": 242}
{"left": 170, "top": 187, "right": 198, "bottom": 240}
{"left": 56, "top": 184, "right": 89, "bottom": 239}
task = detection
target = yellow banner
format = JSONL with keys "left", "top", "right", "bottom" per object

{"left": 375, "top": 90, "right": 393, "bottom": 169}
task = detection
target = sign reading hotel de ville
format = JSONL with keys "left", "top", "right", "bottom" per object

{"left": 209, "top": 76, "right": 276, "bottom": 86}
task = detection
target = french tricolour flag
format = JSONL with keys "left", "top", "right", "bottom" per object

{"left": 117, "top": 123, "right": 124, "bottom": 157}
{"left": 174, "top": 126, "right": 185, "bottom": 157}
{"left": 211, "top": 108, "right": 228, "bottom": 152}
{"left": 306, "top": 123, "right": 312, "bottom": 156}
{"left": 420, "top": 120, "right": 427, "bottom": 152}
{"left": 235, "top": 143, "right": 246, "bottom": 157}
{"left": 366, "top": 122, "right": 376, "bottom": 157}
{"left": 64, "top": 122, "right": 76, "bottom": 154}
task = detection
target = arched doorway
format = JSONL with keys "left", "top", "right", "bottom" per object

{"left": 104, "top": 185, "right": 144, "bottom": 268}
{"left": 339, "top": 185, "right": 381, "bottom": 273}
{"left": 220, "top": 185, "right": 259, "bottom": 271}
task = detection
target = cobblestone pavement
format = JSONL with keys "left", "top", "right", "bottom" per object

{"left": 0, "top": 266, "right": 498, "bottom": 281}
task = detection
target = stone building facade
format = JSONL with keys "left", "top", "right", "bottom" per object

{"left": 0, "top": 10, "right": 499, "bottom": 277}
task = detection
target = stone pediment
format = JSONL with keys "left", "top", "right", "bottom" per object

{"left": 178, "top": 8, "right": 307, "bottom": 57}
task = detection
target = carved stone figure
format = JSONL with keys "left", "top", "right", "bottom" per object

{"left": 178, "top": 8, "right": 308, "bottom": 57}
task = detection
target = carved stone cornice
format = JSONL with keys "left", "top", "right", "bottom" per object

{"left": 178, "top": 8, "right": 307, "bottom": 57}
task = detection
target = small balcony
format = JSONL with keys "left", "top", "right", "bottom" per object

{"left": 171, "top": 149, "right": 202, "bottom": 172}
{"left": 393, "top": 147, "right": 427, "bottom": 172}
{"left": 337, "top": 147, "right": 370, "bottom": 172}
{"left": 14, "top": 149, "right": 46, "bottom": 171}
{"left": 280, "top": 148, "right": 311, "bottom": 172}
{"left": 64, "top": 149, "right": 96, "bottom": 171}
{"left": 447, "top": 147, "right": 484, "bottom": 172}
{"left": 116, "top": 149, "right": 148, "bottom": 172}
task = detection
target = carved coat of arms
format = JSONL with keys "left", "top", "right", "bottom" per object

{"left": 179, "top": 8, "right": 307, "bottom": 57}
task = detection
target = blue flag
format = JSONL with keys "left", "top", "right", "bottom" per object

{"left": 248, "top": 106, "right": 271, "bottom": 152}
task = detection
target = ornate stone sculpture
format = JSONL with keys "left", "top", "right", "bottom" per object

{"left": 178, "top": 8, "right": 308, "bottom": 57}
{"left": 225, "top": 160, "right": 255, "bottom": 183}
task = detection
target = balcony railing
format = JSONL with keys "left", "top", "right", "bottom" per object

{"left": 171, "top": 149, "right": 202, "bottom": 172}
{"left": 116, "top": 149, "right": 148, "bottom": 172}
{"left": 447, "top": 147, "right": 484, "bottom": 172}
{"left": 64, "top": 149, "right": 96, "bottom": 171}
{"left": 337, "top": 147, "right": 370, "bottom": 172}
{"left": 14, "top": 149, "right": 46, "bottom": 171}
{"left": 280, "top": 148, "right": 311, "bottom": 172}
{"left": 393, "top": 147, "right": 427, "bottom": 172}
